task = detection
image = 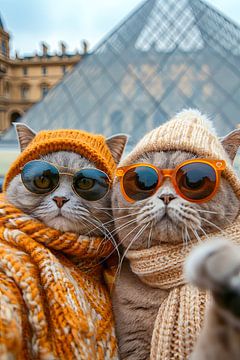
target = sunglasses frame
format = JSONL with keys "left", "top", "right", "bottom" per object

{"left": 116, "top": 158, "right": 226, "bottom": 203}
{"left": 20, "top": 160, "right": 111, "bottom": 201}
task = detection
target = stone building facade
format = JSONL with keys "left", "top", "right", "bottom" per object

{"left": 0, "top": 15, "right": 83, "bottom": 132}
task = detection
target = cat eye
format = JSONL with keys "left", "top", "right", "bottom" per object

{"left": 116, "top": 159, "right": 226, "bottom": 203}
{"left": 21, "top": 160, "right": 110, "bottom": 201}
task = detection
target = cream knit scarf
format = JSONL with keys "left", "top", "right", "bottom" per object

{"left": 126, "top": 217, "right": 240, "bottom": 360}
{"left": 0, "top": 195, "right": 118, "bottom": 360}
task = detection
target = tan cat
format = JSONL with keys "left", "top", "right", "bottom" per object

{"left": 111, "top": 109, "right": 240, "bottom": 360}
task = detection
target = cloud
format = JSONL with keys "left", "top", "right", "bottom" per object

{"left": 1, "top": 0, "right": 240, "bottom": 56}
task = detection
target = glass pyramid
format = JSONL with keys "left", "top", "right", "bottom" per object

{"left": 2, "top": 0, "right": 240, "bottom": 149}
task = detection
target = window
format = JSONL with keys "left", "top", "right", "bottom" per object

{"left": 42, "top": 66, "right": 47, "bottom": 76}
{"left": 23, "top": 67, "right": 28, "bottom": 76}
{"left": 10, "top": 111, "right": 21, "bottom": 123}
{"left": 62, "top": 65, "right": 66, "bottom": 74}
{"left": 21, "top": 85, "right": 29, "bottom": 99}
{"left": 4, "top": 82, "right": 10, "bottom": 97}
{"left": 1, "top": 40, "right": 7, "bottom": 56}
{"left": 41, "top": 84, "right": 49, "bottom": 97}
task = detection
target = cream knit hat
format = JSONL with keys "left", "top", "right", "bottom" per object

{"left": 121, "top": 109, "right": 240, "bottom": 198}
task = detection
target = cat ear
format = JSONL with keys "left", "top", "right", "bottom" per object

{"left": 221, "top": 129, "right": 240, "bottom": 163}
{"left": 14, "top": 123, "right": 36, "bottom": 152}
{"left": 106, "top": 134, "right": 128, "bottom": 164}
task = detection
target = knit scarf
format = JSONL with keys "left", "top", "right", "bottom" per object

{"left": 0, "top": 196, "right": 118, "bottom": 360}
{"left": 126, "top": 217, "right": 240, "bottom": 360}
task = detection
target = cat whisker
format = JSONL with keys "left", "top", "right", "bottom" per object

{"left": 111, "top": 218, "right": 138, "bottom": 235}
{"left": 90, "top": 215, "right": 121, "bottom": 260}
{"left": 115, "top": 222, "right": 144, "bottom": 248}
{"left": 190, "top": 225, "right": 202, "bottom": 244}
{"left": 81, "top": 217, "right": 104, "bottom": 236}
{"left": 185, "top": 226, "right": 191, "bottom": 245}
{"left": 89, "top": 222, "right": 147, "bottom": 277}
{"left": 88, "top": 222, "right": 145, "bottom": 271}
{"left": 197, "top": 225, "right": 210, "bottom": 240}
{"left": 96, "top": 223, "right": 143, "bottom": 269}
{"left": 199, "top": 216, "right": 224, "bottom": 234}
{"left": 91, "top": 225, "right": 137, "bottom": 270}
{"left": 83, "top": 216, "right": 121, "bottom": 263}
{"left": 103, "top": 212, "right": 142, "bottom": 226}
{"left": 182, "top": 227, "right": 188, "bottom": 246}
{"left": 116, "top": 223, "right": 149, "bottom": 278}
{"left": 147, "top": 222, "right": 153, "bottom": 249}
{"left": 95, "top": 207, "right": 141, "bottom": 210}
{"left": 90, "top": 215, "right": 115, "bottom": 237}
{"left": 95, "top": 208, "right": 113, "bottom": 219}
{"left": 173, "top": 207, "right": 201, "bottom": 228}
{"left": 195, "top": 208, "right": 234, "bottom": 217}
{"left": 105, "top": 219, "right": 145, "bottom": 267}
{"left": 84, "top": 217, "right": 114, "bottom": 243}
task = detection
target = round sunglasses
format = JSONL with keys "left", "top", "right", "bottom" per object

{"left": 21, "top": 160, "right": 111, "bottom": 201}
{"left": 116, "top": 159, "right": 226, "bottom": 203}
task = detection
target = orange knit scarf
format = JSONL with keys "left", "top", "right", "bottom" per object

{"left": 0, "top": 196, "right": 118, "bottom": 360}
{"left": 126, "top": 217, "right": 240, "bottom": 360}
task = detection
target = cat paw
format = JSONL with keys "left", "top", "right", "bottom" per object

{"left": 185, "top": 238, "right": 240, "bottom": 317}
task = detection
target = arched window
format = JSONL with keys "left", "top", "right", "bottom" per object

{"left": 21, "top": 84, "right": 30, "bottom": 99}
{"left": 23, "top": 67, "right": 28, "bottom": 76}
{"left": 110, "top": 110, "right": 123, "bottom": 133}
{"left": 1, "top": 40, "right": 7, "bottom": 56}
{"left": 10, "top": 111, "right": 22, "bottom": 123}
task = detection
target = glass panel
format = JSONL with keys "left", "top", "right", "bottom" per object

{"left": 2, "top": 0, "right": 240, "bottom": 144}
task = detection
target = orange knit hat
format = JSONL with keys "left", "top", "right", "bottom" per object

{"left": 4, "top": 129, "right": 116, "bottom": 191}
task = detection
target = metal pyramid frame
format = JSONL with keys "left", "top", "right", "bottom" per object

{"left": 2, "top": 0, "right": 240, "bottom": 147}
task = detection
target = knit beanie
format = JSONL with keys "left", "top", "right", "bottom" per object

{"left": 120, "top": 109, "right": 240, "bottom": 198}
{"left": 4, "top": 129, "right": 116, "bottom": 191}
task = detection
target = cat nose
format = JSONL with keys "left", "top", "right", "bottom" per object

{"left": 53, "top": 196, "right": 69, "bottom": 208}
{"left": 159, "top": 194, "right": 175, "bottom": 205}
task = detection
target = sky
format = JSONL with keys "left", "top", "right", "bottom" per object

{"left": 1, "top": 0, "right": 240, "bottom": 57}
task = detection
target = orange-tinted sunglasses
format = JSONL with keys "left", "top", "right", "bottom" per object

{"left": 116, "top": 159, "right": 226, "bottom": 203}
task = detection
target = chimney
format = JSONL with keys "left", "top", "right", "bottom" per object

{"left": 41, "top": 42, "right": 48, "bottom": 56}
{"left": 82, "top": 40, "right": 89, "bottom": 55}
{"left": 60, "top": 41, "right": 67, "bottom": 56}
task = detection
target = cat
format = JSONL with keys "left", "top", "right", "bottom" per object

{"left": 1, "top": 125, "right": 128, "bottom": 359}
{"left": 111, "top": 116, "right": 240, "bottom": 360}
{"left": 6, "top": 123, "right": 127, "bottom": 239}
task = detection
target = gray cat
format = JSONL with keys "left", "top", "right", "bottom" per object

{"left": 112, "top": 124, "right": 240, "bottom": 359}
{"left": 6, "top": 124, "right": 127, "bottom": 239}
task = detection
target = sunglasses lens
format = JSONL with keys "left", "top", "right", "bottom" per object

{"left": 21, "top": 160, "right": 59, "bottom": 194}
{"left": 123, "top": 166, "right": 159, "bottom": 201}
{"left": 73, "top": 169, "right": 110, "bottom": 201}
{"left": 176, "top": 162, "right": 217, "bottom": 201}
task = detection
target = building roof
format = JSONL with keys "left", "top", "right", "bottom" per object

{"left": 1, "top": 0, "right": 240, "bottom": 147}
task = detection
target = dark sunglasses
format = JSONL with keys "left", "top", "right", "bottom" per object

{"left": 21, "top": 160, "right": 111, "bottom": 201}
{"left": 116, "top": 159, "right": 226, "bottom": 203}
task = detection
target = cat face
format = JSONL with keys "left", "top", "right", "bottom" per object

{"left": 6, "top": 124, "right": 127, "bottom": 235}
{"left": 112, "top": 142, "right": 240, "bottom": 250}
